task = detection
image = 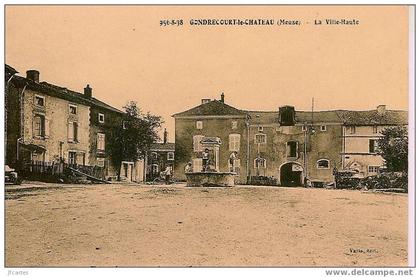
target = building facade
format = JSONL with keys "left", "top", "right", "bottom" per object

{"left": 173, "top": 96, "right": 249, "bottom": 183}
{"left": 146, "top": 129, "right": 175, "bottom": 180}
{"left": 337, "top": 106, "right": 408, "bottom": 177}
{"left": 6, "top": 69, "right": 91, "bottom": 167}
{"left": 173, "top": 95, "right": 408, "bottom": 185}
{"left": 5, "top": 64, "right": 145, "bottom": 182}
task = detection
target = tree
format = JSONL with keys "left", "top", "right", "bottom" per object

{"left": 108, "top": 101, "right": 163, "bottom": 180}
{"left": 377, "top": 126, "right": 408, "bottom": 173}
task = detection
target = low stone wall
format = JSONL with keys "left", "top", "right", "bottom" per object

{"left": 186, "top": 172, "right": 236, "bottom": 187}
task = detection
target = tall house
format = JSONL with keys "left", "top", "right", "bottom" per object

{"left": 172, "top": 94, "right": 249, "bottom": 183}
{"left": 337, "top": 106, "right": 408, "bottom": 177}
{"left": 5, "top": 64, "right": 129, "bottom": 181}
{"left": 6, "top": 68, "right": 91, "bottom": 166}
{"left": 79, "top": 84, "right": 125, "bottom": 178}
{"left": 247, "top": 108, "right": 343, "bottom": 185}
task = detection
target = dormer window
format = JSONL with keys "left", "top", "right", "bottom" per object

{"left": 98, "top": 113, "right": 105, "bottom": 123}
{"left": 69, "top": 104, "right": 77, "bottom": 115}
{"left": 35, "top": 95, "right": 45, "bottom": 107}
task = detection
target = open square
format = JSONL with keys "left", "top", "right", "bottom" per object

{"left": 5, "top": 184, "right": 407, "bottom": 267}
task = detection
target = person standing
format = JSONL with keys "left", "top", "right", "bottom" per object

{"left": 202, "top": 148, "right": 210, "bottom": 172}
{"left": 164, "top": 165, "right": 172, "bottom": 185}
{"left": 229, "top": 151, "right": 237, "bottom": 172}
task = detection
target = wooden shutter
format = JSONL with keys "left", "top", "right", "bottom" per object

{"left": 67, "top": 121, "right": 73, "bottom": 141}
{"left": 44, "top": 117, "right": 50, "bottom": 138}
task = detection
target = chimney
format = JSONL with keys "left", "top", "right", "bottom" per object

{"left": 201, "top": 98, "right": 211, "bottom": 104}
{"left": 84, "top": 84, "right": 92, "bottom": 99}
{"left": 163, "top": 128, "right": 168, "bottom": 144}
{"left": 220, "top": 92, "right": 225, "bottom": 103}
{"left": 26, "top": 70, "right": 40, "bottom": 83}
{"left": 377, "top": 105, "right": 386, "bottom": 116}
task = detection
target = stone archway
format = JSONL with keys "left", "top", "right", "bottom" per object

{"left": 279, "top": 162, "right": 303, "bottom": 187}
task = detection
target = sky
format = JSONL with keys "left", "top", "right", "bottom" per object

{"left": 6, "top": 6, "right": 409, "bottom": 142}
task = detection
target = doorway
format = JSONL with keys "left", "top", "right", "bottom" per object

{"left": 280, "top": 162, "right": 303, "bottom": 187}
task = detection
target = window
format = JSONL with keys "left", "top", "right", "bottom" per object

{"left": 286, "top": 141, "right": 298, "bottom": 158}
{"left": 317, "top": 159, "right": 330, "bottom": 169}
{"left": 229, "top": 134, "right": 241, "bottom": 151}
{"left": 122, "top": 121, "right": 128, "bottom": 129}
{"left": 232, "top": 121, "right": 238, "bottom": 129}
{"left": 97, "top": 133, "right": 105, "bottom": 151}
{"left": 97, "top": 158, "right": 105, "bottom": 167}
{"left": 98, "top": 113, "right": 105, "bottom": 123}
{"left": 167, "top": 152, "right": 174, "bottom": 161}
{"left": 68, "top": 151, "right": 77, "bottom": 165}
{"left": 258, "top": 126, "right": 264, "bottom": 132}
{"left": 372, "top": 125, "right": 378, "bottom": 134}
{"left": 255, "top": 134, "right": 267, "bottom": 144}
{"left": 348, "top": 125, "right": 356, "bottom": 134}
{"left": 151, "top": 152, "right": 158, "bottom": 160}
{"left": 369, "top": 139, "right": 379, "bottom": 153}
{"left": 193, "top": 135, "right": 204, "bottom": 152}
{"left": 302, "top": 125, "right": 307, "bottom": 132}
{"left": 33, "top": 114, "right": 45, "bottom": 137}
{"left": 69, "top": 104, "right": 77, "bottom": 115}
{"left": 196, "top": 121, "right": 203, "bottom": 130}
{"left": 152, "top": 164, "right": 159, "bottom": 174}
{"left": 35, "top": 95, "right": 45, "bottom": 107}
{"left": 254, "top": 158, "right": 267, "bottom": 168}
{"left": 67, "top": 121, "right": 78, "bottom": 142}
{"left": 368, "top": 166, "right": 380, "bottom": 173}
{"left": 320, "top": 125, "right": 327, "bottom": 132}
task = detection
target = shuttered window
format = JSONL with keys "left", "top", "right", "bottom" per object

{"left": 68, "top": 122, "right": 78, "bottom": 142}
{"left": 369, "top": 139, "right": 378, "bottom": 153}
{"left": 229, "top": 134, "right": 240, "bottom": 152}
{"left": 97, "top": 133, "right": 105, "bottom": 151}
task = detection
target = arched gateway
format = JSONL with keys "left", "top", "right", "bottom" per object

{"left": 279, "top": 162, "right": 303, "bottom": 187}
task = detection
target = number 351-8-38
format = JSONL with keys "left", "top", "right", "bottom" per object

{"left": 160, "top": 19, "right": 184, "bottom": 27}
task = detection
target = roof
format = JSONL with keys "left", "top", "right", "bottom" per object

{"left": 247, "top": 110, "right": 342, "bottom": 125}
{"left": 336, "top": 110, "right": 408, "bottom": 125}
{"left": 9, "top": 72, "right": 123, "bottom": 114}
{"left": 5, "top": 64, "right": 18, "bottom": 75}
{"left": 150, "top": 142, "right": 175, "bottom": 151}
{"left": 40, "top": 82, "right": 123, "bottom": 114}
{"left": 173, "top": 100, "right": 247, "bottom": 117}
{"left": 174, "top": 99, "right": 408, "bottom": 125}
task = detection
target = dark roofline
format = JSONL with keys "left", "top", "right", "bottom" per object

{"left": 10, "top": 72, "right": 123, "bottom": 114}
{"left": 5, "top": 64, "right": 18, "bottom": 75}
{"left": 172, "top": 99, "right": 247, "bottom": 117}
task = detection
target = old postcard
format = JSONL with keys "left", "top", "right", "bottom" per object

{"left": 3, "top": 4, "right": 415, "bottom": 272}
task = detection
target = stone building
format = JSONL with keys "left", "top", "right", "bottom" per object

{"left": 247, "top": 108, "right": 343, "bottom": 185}
{"left": 6, "top": 68, "right": 91, "bottom": 167}
{"left": 5, "top": 64, "right": 143, "bottom": 182}
{"left": 173, "top": 95, "right": 249, "bottom": 183}
{"left": 336, "top": 106, "right": 408, "bottom": 177}
{"left": 146, "top": 129, "right": 175, "bottom": 181}
{"left": 173, "top": 94, "right": 408, "bottom": 185}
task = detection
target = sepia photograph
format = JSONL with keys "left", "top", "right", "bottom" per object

{"left": 3, "top": 3, "right": 415, "bottom": 273}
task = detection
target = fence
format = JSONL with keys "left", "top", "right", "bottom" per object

{"left": 18, "top": 161, "right": 105, "bottom": 183}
